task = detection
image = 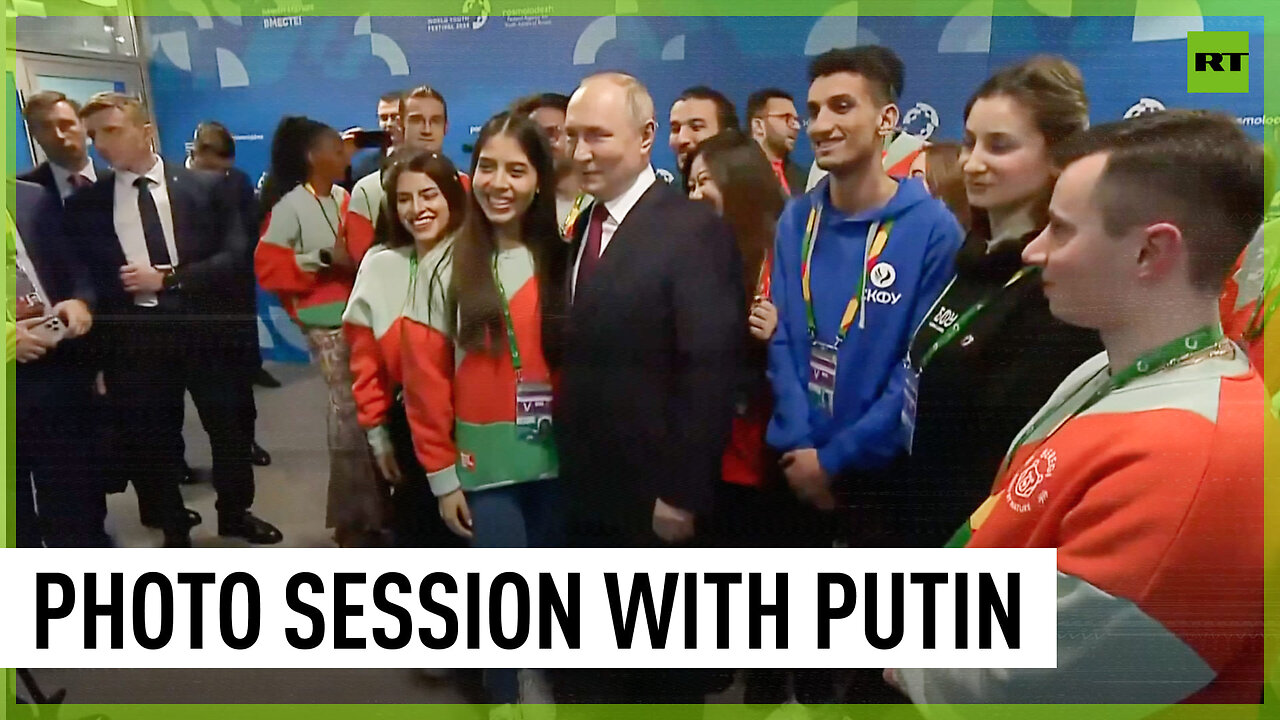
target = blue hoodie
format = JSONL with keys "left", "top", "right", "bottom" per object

{"left": 767, "top": 175, "right": 962, "bottom": 475}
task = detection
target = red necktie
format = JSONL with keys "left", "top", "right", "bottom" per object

{"left": 576, "top": 202, "right": 608, "bottom": 290}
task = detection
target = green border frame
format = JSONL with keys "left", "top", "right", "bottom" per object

{"left": 4, "top": 1, "right": 1276, "bottom": 718}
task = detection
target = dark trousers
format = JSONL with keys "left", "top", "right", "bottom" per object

{"left": 554, "top": 510, "right": 731, "bottom": 707}
{"left": 16, "top": 383, "right": 110, "bottom": 548}
{"left": 386, "top": 397, "right": 466, "bottom": 548}
{"left": 176, "top": 326, "right": 258, "bottom": 468}
{"left": 111, "top": 316, "right": 254, "bottom": 530}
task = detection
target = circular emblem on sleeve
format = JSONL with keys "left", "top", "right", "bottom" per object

{"left": 1007, "top": 447, "right": 1056, "bottom": 513}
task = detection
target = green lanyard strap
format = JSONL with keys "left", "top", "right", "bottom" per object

{"left": 491, "top": 252, "right": 523, "bottom": 379}
{"left": 915, "top": 266, "right": 1039, "bottom": 371}
{"left": 1000, "top": 324, "right": 1227, "bottom": 476}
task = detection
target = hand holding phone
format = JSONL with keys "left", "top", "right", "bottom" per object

{"left": 30, "top": 316, "right": 68, "bottom": 345}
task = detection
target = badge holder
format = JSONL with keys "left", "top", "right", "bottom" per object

{"left": 515, "top": 377, "right": 554, "bottom": 442}
{"left": 808, "top": 341, "right": 839, "bottom": 415}
{"left": 900, "top": 359, "right": 920, "bottom": 453}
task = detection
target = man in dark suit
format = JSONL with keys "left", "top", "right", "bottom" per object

{"left": 189, "top": 121, "right": 275, "bottom": 465}
{"left": 554, "top": 72, "right": 743, "bottom": 706}
{"left": 12, "top": 179, "right": 110, "bottom": 547}
{"left": 18, "top": 91, "right": 107, "bottom": 203}
{"left": 63, "top": 92, "right": 281, "bottom": 548}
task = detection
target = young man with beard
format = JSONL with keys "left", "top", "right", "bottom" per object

{"left": 747, "top": 87, "right": 805, "bottom": 196}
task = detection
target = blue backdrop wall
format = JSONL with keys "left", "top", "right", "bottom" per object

{"left": 94, "top": 14, "right": 1276, "bottom": 359}
{"left": 141, "top": 13, "right": 1266, "bottom": 182}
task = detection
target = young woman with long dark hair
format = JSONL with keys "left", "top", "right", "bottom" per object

{"left": 401, "top": 111, "right": 568, "bottom": 709}
{"left": 342, "top": 149, "right": 468, "bottom": 548}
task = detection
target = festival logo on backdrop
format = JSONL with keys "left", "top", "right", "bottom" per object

{"left": 901, "top": 102, "right": 939, "bottom": 140}
{"left": 1124, "top": 97, "right": 1167, "bottom": 118}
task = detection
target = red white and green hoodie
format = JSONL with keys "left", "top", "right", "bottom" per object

{"left": 900, "top": 343, "right": 1267, "bottom": 707}
{"left": 402, "top": 243, "right": 558, "bottom": 497}
{"left": 254, "top": 184, "right": 353, "bottom": 328}
{"left": 341, "top": 243, "right": 421, "bottom": 455}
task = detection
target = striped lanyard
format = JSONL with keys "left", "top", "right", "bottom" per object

{"left": 755, "top": 248, "right": 774, "bottom": 300}
{"left": 561, "top": 193, "right": 587, "bottom": 240}
{"left": 492, "top": 251, "right": 524, "bottom": 381}
{"left": 800, "top": 202, "right": 894, "bottom": 347}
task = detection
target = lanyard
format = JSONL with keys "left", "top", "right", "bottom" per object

{"left": 800, "top": 202, "right": 894, "bottom": 346}
{"left": 999, "top": 325, "right": 1227, "bottom": 476}
{"left": 305, "top": 183, "right": 342, "bottom": 249}
{"left": 491, "top": 251, "right": 524, "bottom": 379}
{"left": 561, "top": 193, "right": 587, "bottom": 239}
{"left": 9, "top": 212, "right": 49, "bottom": 310}
{"left": 914, "top": 266, "right": 1039, "bottom": 371}
{"left": 755, "top": 248, "right": 774, "bottom": 300}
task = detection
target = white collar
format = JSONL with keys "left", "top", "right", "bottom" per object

{"left": 600, "top": 165, "right": 656, "bottom": 223}
{"left": 116, "top": 155, "right": 165, "bottom": 188}
{"left": 51, "top": 159, "right": 95, "bottom": 182}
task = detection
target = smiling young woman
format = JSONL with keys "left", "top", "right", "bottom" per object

{"left": 341, "top": 148, "right": 468, "bottom": 551}
{"left": 398, "top": 111, "right": 569, "bottom": 710}
{"left": 897, "top": 56, "right": 1102, "bottom": 548}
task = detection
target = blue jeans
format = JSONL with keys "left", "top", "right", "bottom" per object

{"left": 467, "top": 479, "right": 563, "bottom": 703}
{"left": 468, "top": 478, "right": 564, "bottom": 549}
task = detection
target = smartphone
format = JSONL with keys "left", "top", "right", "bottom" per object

{"left": 30, "top": 316, "right": 67, "bottom": 345}
{"left": 351, "top": 129, "right": 390, "bottom": 150}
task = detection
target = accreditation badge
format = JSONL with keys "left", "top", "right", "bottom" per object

{"left": 901, "top": 359, "right": 921, "bottom": 454}
{"left": 515, "top": 381, "right": 554, "bottom": 442}
{"left": 807, "top": 342, "right": 839, "bottom": 415}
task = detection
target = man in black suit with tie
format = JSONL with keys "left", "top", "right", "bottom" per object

{"left": 19, "top": 91, "right": 106, "bottom": 203}
{"left": 13, "top": 179, "right": 110, "bottom": 547}
{"left": 554, "top": 72, "right": 743, "bottom": 706}
{"left": 63, "top": 92, "right": 281, "bottom": 547}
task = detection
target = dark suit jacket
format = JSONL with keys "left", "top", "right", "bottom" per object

{"left": 62, "top": 160, "right": 252, "bottom": 364}
{"left": 19, "top": 160, "right": 110, "bottom": 205}
{"left": 224, "top": 167, "right": 260, "bottom": 314}
{"left": 14, "top": 180, "right": 97, "bottom": 412}
{"left": 556, "top": 177, "right": 745, "bottom": 544}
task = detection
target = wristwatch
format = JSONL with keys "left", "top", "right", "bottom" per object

{"left": 157, "top": 265, "right": 180, "bottom": 291}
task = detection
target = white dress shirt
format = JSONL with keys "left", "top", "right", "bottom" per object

{"left": 50, "top": 159, "right": 97, "bottom": 201}
{"left": 114, "top": 156, "right": 180, "bottom": 307}
{"left": 571, "top": 165, "right": 656, "bottom": 298}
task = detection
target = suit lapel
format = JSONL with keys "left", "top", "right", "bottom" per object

{"left": 571, "top": 182, "right": 667, "bottom": 311}
{"left": 592, "top": 181, "right": 664, "bottom": 278}
{"left": 94, "top": 178, "right": 127, "bottom": 268}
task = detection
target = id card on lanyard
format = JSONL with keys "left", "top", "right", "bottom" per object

{"left": 493, "top": 252, "right": 553, "bottom": 442}
{"left": 899, "top": 266, "right": 1038, "bottom": 452}
{"left": 801, "top": 202, "right": 894, "bottom": 415}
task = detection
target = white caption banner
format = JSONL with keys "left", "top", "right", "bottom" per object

{"left": 0, "top": 548, "right": 1056, "bottom": 669}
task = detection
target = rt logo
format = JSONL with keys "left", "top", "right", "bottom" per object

{"left": 1187, "top": 31, "right": 1249, "bottom": 93}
